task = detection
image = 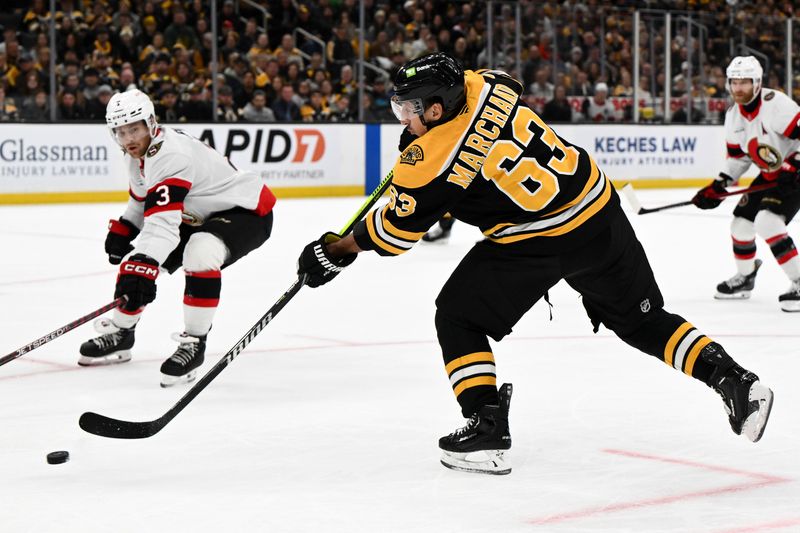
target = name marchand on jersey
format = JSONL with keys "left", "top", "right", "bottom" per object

{"left": 723, "top": 88, "right": 800, "bottom": 181}
{"left": 353, "top": 69, "right": 616, "bottom": 257}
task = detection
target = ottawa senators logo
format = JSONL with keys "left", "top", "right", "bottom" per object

{"left": 146, "top": 141, "right": 164, "bottom": 158}
{"left": 748, "top": 138, "right": 782, "bottom": 171}
{"left": 756, "top": 145, "right": 782, "bottom": 171}
{"left": 400, "top": 144, "right": 424, "bottom": 166}
{"left": 764, "top": 91, "right": 775, "bottom": 101}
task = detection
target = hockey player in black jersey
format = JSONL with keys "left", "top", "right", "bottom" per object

{"left": 297, "top": 53, "right": 774, "bottom": 475}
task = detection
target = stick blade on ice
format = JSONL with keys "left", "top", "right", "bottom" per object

{"left": 621, "top": 183, "right": 643, "bottom": 214}
{"left": 79, "top": 411, "right": 163, "bottom": 439}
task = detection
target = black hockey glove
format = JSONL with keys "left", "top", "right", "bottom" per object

{"left": 398, "top": 128, "right": 418, "bottom": 152}
{"left": 297, "top": 232, "right": 357, "bottom": 288}
{"left": 105, "top": 218, "right": 140, "bottom": 265}
{"left": 692, "top": 174, "right": 732, "bottom": 210}
{"left": 115, "top": 254, "right": 159, "bottom": 311}
{"left": 776, "top": 167, "right": 800, "bottom": 196}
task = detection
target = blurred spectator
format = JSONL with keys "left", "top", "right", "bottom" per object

{"left": 328, "top": 94, "right": 354, "bottom": 122}
{"left": 301, "top": 89, "right": 329, "bottom": 122}
{"left": 529, "top": 68, "right": 554, "bottom": 105}
{"left": 155, "top": 86, "right": 189, "bottom": 123}
{"left": 238, "top": 19, "right": 259, "bottom": 54}
{"left": 541, "top": 85, "right": 573, "bottom": 123}
{"left": 276, "top": 34, "right": 305, "bottom": 69}
{"left": 242, "top": 90, "right": 276, "bottom": 122}
{"left": 334, "top": 64, "right": 357, "bottom": 99}
{"left": 82, "top": 67, "right": 102, "bottom": 102}
{"left": 85, "top": 84, "right": 114, "bottom": 120}
{"left": 164, "top": 8, "right": 199, "bottom": 50}
{"left": 19, "top": 88, "right": 49, "bottom": 121}
{"left": 671, "top": 94, "right": 706, "bottom": 124}
{"left": 581, "top": 82, "right": 616, "bottom": 122}
{"left": 57, "top": 88, "right": 84, "bottom": 120}
{"left": 272, "top": 85, "right": 301, "bottom": 121}
{"left": 0, "top": 86, "right": 18, "bottom": 121}
{"left": 327, "top": 25, "right": 355, "bottom": 78}
{"left": 216, "top": 84, "right": 240, "bottom": 122}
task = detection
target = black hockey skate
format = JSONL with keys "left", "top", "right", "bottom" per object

{"left": 439, "top": 383, "right": 512, "bottom": 475}
{"left": 707, "top": 347, "right": 773, "bottom": 442}
{"left": 78, "top": 319, "right": 135, "bottom": 366}
{"left": 778, "top": 279, "right": 800, "bottom": 312}
{"left": 715, "top": 259, "right": 762, "bottom": 299}
{"left": 422, "top": 217, "right": 455, "bottom": 242}
{"left": 160, "top": 332, "right": 206, "bottom": 387}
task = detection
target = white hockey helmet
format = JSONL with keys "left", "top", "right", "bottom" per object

{"left": 105, "top": 89, "right": 158, "bottom": 143}
{"left": 725, "top": 56, "right": 763, "bottom": 98}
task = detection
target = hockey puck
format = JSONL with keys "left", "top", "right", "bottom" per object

{"left": 46, "top": 451, "right": 69, "bottom": 465}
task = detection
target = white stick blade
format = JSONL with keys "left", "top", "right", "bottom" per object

{"left": 621, "top": 183, "right": 643, "bottom": 213}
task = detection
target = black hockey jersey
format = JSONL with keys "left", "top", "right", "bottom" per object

{"left": 353, "top": 69, "right": 619, "bottom": 256}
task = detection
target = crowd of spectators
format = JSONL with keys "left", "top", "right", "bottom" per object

{"left": 0, "top": 0, "right": 799, "bottom": 124}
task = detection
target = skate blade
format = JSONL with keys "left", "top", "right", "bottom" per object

{"left": 742, "top": 383, "right": 774, "bottom": 443}
{"left": 160, "top": 369, "right": 198, "bottom": 388}
{"left": 440, "top": 450, "right": 511, "bottom": 475}
{"left": 714, "top": 291, "right": 751, "bottom": 300}
{"left": 78, "top": 351, "right": 132, "bottom": 367}
{"left": 779, "top": 300, "right": 800, "bottom": 312}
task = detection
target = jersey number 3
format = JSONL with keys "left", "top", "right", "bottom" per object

{"left": 483, "top": 106, "right": 579, "bottom": 212}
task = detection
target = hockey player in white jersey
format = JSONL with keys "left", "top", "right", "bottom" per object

{"left": 692, "top": 56, "right": 800, "bottom": 312}
{"left": 79, "top": 89, "right": 277, "bottom": 386}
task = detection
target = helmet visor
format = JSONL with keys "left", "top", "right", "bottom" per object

{"left": 390, "top": 95, "right": 425, "bottom": 121}
{"left": 111, "top": 120, "right": 150, "bottom": 146}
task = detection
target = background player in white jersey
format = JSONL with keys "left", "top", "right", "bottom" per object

{"left": 692, "top": 56, "right": 800, "bottom": 311}
{"left": 79, "top": 89, "right": 277, "bottom": 386}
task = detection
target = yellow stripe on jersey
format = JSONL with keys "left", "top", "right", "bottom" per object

{"left": 683, "top": 336, "right": 713, "bottom": 376}
{"left": 543, "top": 158, "right": 601, "bottom": 217}
{"left": 446, "top": 352, "right": 496, "bottom": 397}
{"left": 445, "top": 351, "right": 495, "bottom": 374}
{"left": 664, "top": 322, "right": 694, "bottom": 368}
{"left": 365, "top": 209, "right": 407, "bottom": 256}
{"left": 381, "top": 210, "right": 426, "bottom": 241}
{"left": 485, "top": 173, "right": 611, "bottom": 243}
{"left": 453, "top": 376, "right": 497, "bottom": 398}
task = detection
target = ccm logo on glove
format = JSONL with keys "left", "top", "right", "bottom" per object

{"left": 121, "top": 261, "right": 159, "bottom": 279}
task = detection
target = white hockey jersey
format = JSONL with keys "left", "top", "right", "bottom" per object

{"left": 120, "top": 126, "right": 275, "bottom": 264}
{"left": 723, "top": 88, "right": 800, "bottom": 181}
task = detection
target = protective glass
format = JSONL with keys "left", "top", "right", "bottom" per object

{"left": 390, "top": 95, "right": 425, "bottom": 121}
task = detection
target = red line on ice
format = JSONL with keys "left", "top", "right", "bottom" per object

{"left": 527, "top": 449, "right": 791, "bottom": 526}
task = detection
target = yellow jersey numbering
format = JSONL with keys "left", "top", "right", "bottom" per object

{"left": 354, "top": 69, "right": 617, "bottom": 257}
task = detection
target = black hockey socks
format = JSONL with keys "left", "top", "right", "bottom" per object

{"left": 435, "top": 311, "right": 498, "bottom": 417}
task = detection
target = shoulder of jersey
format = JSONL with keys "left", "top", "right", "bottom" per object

{"left": 762, "top": 88, "right": 792, "bottom": 106}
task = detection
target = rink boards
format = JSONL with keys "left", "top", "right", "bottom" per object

{"left": 0, "top": 123, "right": 757, "bottom": 204}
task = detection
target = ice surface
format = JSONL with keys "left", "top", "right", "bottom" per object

{"left": 1, "top": 189, "right": 798, "bottom": 533}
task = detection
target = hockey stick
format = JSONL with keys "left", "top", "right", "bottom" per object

{"left": 0, "top": 297, "right": 125, "bottom": 368}
{"left": 621, "top": 181, "right": 779, "bottom": 215}
{"left": 79, "top": 170, "right": 395, "bottom": 439}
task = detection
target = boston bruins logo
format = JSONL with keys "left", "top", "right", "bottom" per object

{"left": 400, "top": 144, "right": 424, "bottom": 166}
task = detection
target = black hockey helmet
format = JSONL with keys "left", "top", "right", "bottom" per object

{"left": 391, "top": 52, "right": 466, "bottom": 126}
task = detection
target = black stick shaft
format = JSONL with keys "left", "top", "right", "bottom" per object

{"left": 638, "top": 181, "right": 778, "bottom": 215}
{"left": 0, "top": 297, "right": 125, "bottom": 367}
{"left": 80, "top": 171, "right": 395, "bottom": 439}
